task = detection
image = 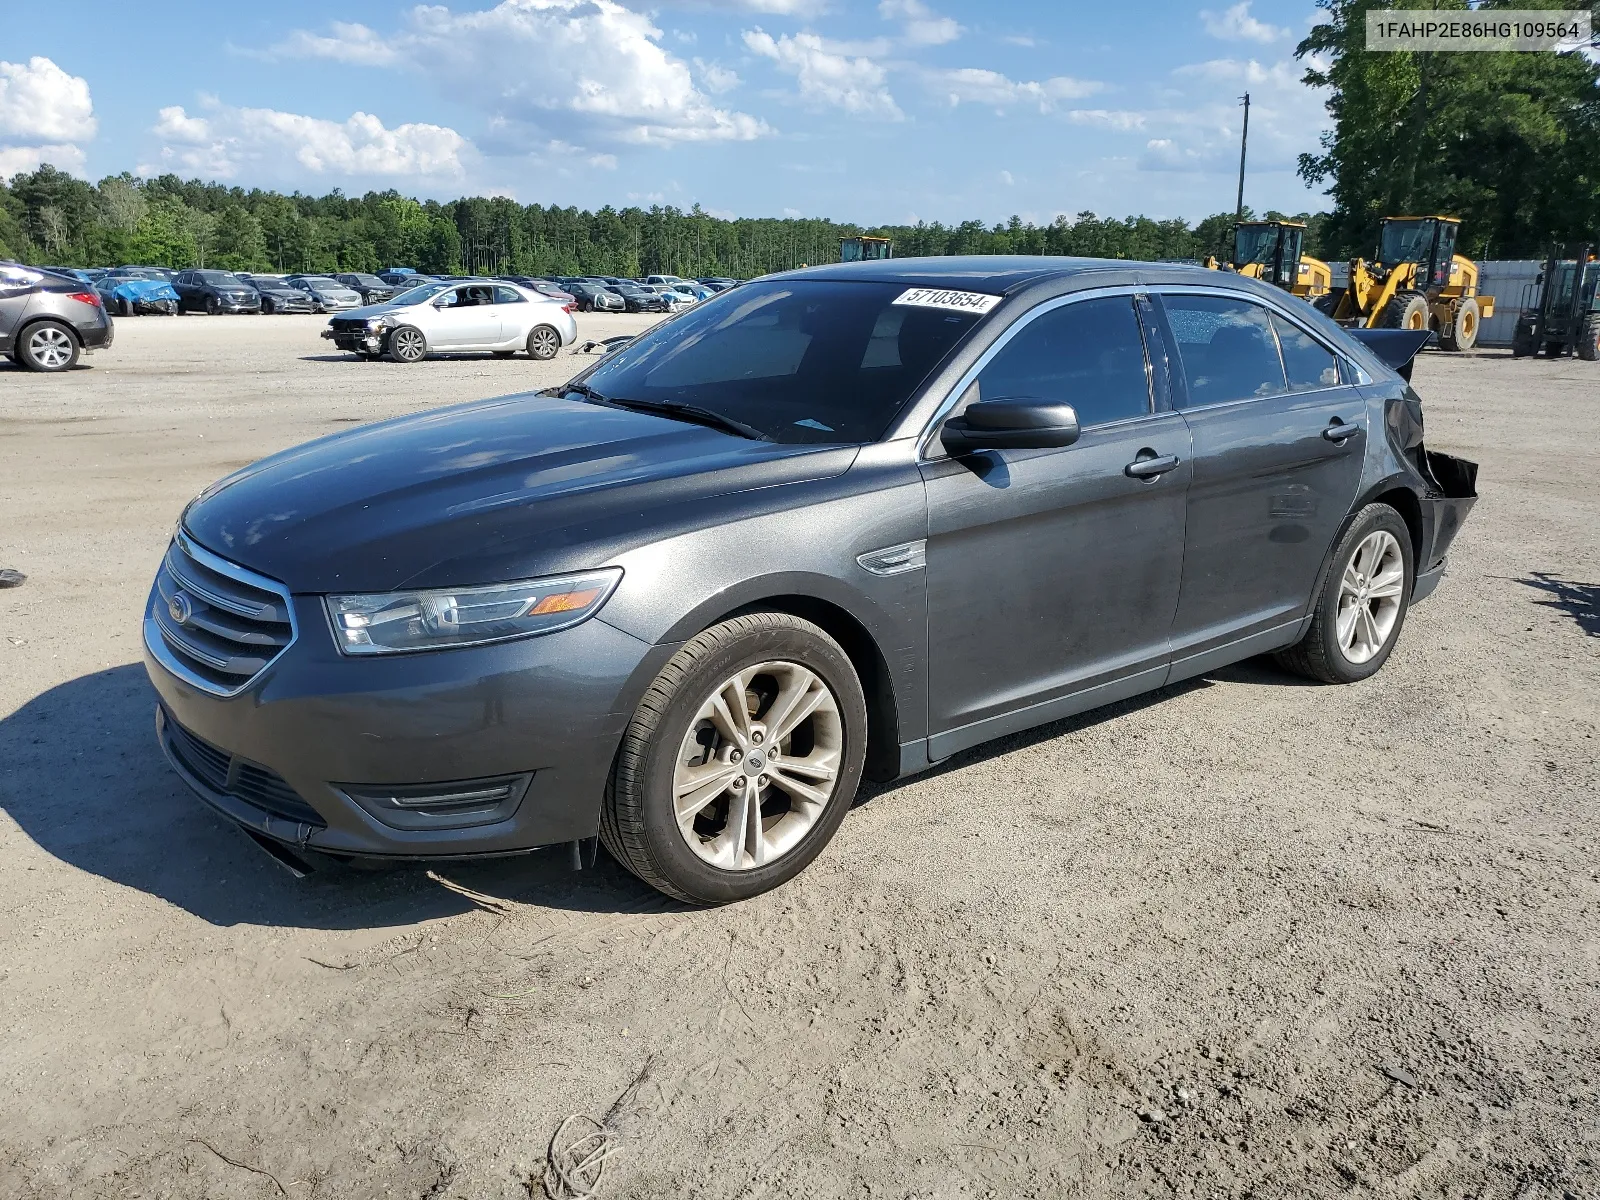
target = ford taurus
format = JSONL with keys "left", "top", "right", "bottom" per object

{"left": 144, "top": 257, "right": 1478, "bottom": 903}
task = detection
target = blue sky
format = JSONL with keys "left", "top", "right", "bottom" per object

{"left": 0, "top": 0, "right": 1331, "bottom": 224}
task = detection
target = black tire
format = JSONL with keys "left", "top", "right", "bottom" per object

{"left": 1512, "top": 319, "right": 1537, "bottom": 358}
{"left": 386, "top": 325, "right": 427, "bottom": 363}
{"left": 205, "top": 295, "right": 219, "bottom": 315}
{"left": 526, "top": 324, "right": 561, "bottom": 360}
{"left": 1543, "top": 340, "right": 1565, "bottom": 358}
{"left": 1447, "top": 296, "right": 1480, "bottom": 351}
{"left": 119, "top": 296, "right": 134, "bottom": 317}
{"left": 600, "top": 612, "right": 869, "bottom": 904}
{"left": 262, "top": 297, "right": 275, "bottom": 315}
{"left": 16, "top": 320, "right": 81, "bottom": 372}
{"left": 1275, "top": 503, "right": 1414, "bottom": 685}
{"left": 1380, "top": 289, "right": 1431, "bottom": 332}
{"left": 1580, "top": 315, "right": 1600, "bottom": 362}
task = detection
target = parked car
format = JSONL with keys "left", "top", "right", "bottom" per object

{"left": 36, "top": 266, "right": 94, "bottom": 283}
{"left": 333, "top": 273, "right": 403, "bottom": 305}
{"left": 285, "top": 275, "right": 364, "bottom": 313}
{"left": 173, "top": 269, "right": 260, "bottom": 315}
{"left": 565, "top": 282, "right": 626, "bottom": 313}
{"left": 697, "top": 278, "right": 739, "bottom": 292}
{"left": 1, "top": 261, "right": 112, "bottom": 370}
{"left": 320, "top": 278, "right": 577, "bottom": 362}
{"left": 606, "top": 283, "right": 672, "bottom": 313}
{"left": 95, "top": 267, "right": 181, "bottom": 316}
{"left": 643, "top": 274, "right": 690, "bottom": 288}
{"left": 240, "top": 275, "right": 318, "bottom": 315}
{"left": 379, "top": 270, "right": 427, "bottom": 287}
{"left": 118, "top": 265, "right": 178, "bottom": 281}
{"left": 496, "top": 275, "right": 577, "bottom": 306}
{"left": 142, "top": 257, "right": 1479, "bottom": 903}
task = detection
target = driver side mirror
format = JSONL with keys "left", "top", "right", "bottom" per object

{"left": 940, "top": 397, "right": 1081, "bottom": 455}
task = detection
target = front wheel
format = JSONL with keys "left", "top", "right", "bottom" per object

{"left": 205, "top": 295, "right": 219, "bottom": 315}
{"left": 1579, "top": 315, "right": 1600, "bottom": 361}
{"left": 526, "top": 324, "right": 561, "bottom": 360}
{"left": 600, "top": 613, "right": 869, "bottom": 904}
{"left": 1276, "top": 504, "right": 1413, "bottom": 684}
{"left": 17, "top": 321, "right": 81, "bottom": 372}
{"left": 262, "top": 297, "right": 276, "bottom": 315}
{"left": 386, "top": 325, "right": 428, "bottom": 363}
{"left": 1381, "top": 290, "right": 1431, "bottom": 332}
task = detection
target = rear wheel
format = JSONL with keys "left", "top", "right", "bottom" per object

{"left": 526, "top": 325, "right": 561, "bottom": 360}
{"left": 1511, "top": 319, "right": 1537, "bottom": 358}
{"left": 1381, "top": 290, "right": 1431, "bottom": 333}
{"left": 1580, "top": 315, "right": 1600, "bottom": 361}
{"left": 600, "top": 613, "right": 868, "bottom": 904}
{"left": 1276, "top": 503, "right": 1413, "bottom": 685}
{"left": 386, "top": 325, "right": 427, "bottom": 363}
{"left": 17, "top": 321, "right": 80, "bottom": 372}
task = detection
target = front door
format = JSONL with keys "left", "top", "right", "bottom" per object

{"left": 1154, "top": 291, "right": 1369, "bottom": 675}
{"left": 922, "top": 293, "right": 1192, "bottom": 759}
{"left": 427, "top": 285, "right": 500, "bottom": 348}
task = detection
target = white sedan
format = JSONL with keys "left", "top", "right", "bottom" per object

{"left": 321, "top": 279, "right": 579, "bottom": 363}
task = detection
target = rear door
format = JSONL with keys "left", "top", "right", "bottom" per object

{"left": 921, "top": 292, "right": 1192, "bottom": 757}
{"left": 1154, "top": 290, "right": 1368, "bottom": 676}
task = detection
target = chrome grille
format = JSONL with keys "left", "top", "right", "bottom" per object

{"left": 145, "top": 533, "right": 296, "bottom": 695}
{"left": 160, "top": 710, "right": 324, "bottom": 827}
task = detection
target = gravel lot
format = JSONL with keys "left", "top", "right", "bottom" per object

{"left": 0, "top": 314, "right": 1596, "bottom": 1199}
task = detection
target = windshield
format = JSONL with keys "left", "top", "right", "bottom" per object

{"left": 1379, "top": 220, "right": 1436, "bottom": 266}
{"left": 390, "top": 281, "right": 451, "bottom": 305}
{"left": 1233, "top": 225, "right": 1278, "bottom": 267}
{"left": 574, "top": 280, "right": 989, "bottom": 444}
{"left": 197, "top": 271, "right": 239, "bottom": 284}
{"left": 348, "top": 274, "right": 383, "bottom": 286}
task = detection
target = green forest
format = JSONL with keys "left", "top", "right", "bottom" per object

{"left": 2, "top": 0, "right": 1596, "bottom": 277}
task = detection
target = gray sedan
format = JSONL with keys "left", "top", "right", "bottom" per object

{"left": 143, "top": 257, "right": 1477, "bottom": 903}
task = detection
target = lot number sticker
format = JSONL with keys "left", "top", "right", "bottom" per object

{"left": 892, "top": 287, "right": 1002, "bottom": 314}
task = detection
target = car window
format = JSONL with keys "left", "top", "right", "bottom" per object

{"left": 1162, "top": 294, "right": 1287, "bottom": 407}
{"left": 1271, "top": 313, "right": 1340, "bottom": 392}
{"left": 971, "top": 296, "right": 1151, "bottom": 427}
{"left": 580, "top": 280, "right": 988, "bottom": 444}
{"left": 492, "top": 285, "right": 525, "bottom": 304}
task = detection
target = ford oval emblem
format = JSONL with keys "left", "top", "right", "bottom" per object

{"left": 168, "top": 591, "right": 194, "bottom": 626}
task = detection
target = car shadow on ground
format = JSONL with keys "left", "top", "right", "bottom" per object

{"left": 0, "top": 663, "right": 670, "bottom": 930}
{"left": 1520, "top": 572, "right": 1600, "bottom": 636}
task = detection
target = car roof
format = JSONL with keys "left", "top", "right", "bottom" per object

{"left": 778, "top": 254, "right": 1192, "bottom": 293}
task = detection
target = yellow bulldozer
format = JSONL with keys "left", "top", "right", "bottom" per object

{"left": 1320, "top": 216, "right": 1493, "bottom": 351}
{"left": 1216, "top": 219, "right": 1332, "bottom": 299}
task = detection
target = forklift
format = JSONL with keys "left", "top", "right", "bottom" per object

{"left": 1511, "top": 245, "right": 1600, "bottom": 360}
{"left": 839, "top": 235, "right": 893, "bottom": 263}
{"left": 1216, "top": 219, "right": 1332, "bottom": 299}
{"left": 1320, "top": 215, "right": 1494, "bottom": 351}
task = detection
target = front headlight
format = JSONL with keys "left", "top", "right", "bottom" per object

{"left": 326, "top": 568, "right": 622, "bottom": 655}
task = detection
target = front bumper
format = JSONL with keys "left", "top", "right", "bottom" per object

{"left": 213, "top": 297, "right": 261, "bottom": 313}
{"left": 144, "top": 590, "right": 675, "bottom": 859}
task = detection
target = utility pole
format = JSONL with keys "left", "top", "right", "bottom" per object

{"left": 1235, "top": 92, "right": 1251, "bottom": 221}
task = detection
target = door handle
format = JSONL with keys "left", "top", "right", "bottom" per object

{"left": 1323, "top": 420, "right": 1361, "bottom": 443}
{"left": 1124, "top": 452, "right": 1181, "bottom": 479}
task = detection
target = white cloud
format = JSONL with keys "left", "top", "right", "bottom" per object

{"left": 1066, "top": 109, "right": 1147, "bottom": 131}
{"left": 0, "top": 143, "right": 87, "bottom": 178}
{"left": 879, "top": 0, "right": 962, "bottom": 46}
{"left": 925, "top": 67, "right": 1102, "bottom": 111}
{"left": 743, "top": 29, "right": 902, "bottom": 119}
{"left": 999, "top": 169, "right": 1013, "bottom": 185}
{"left": 0, "top": 57, "right": 95, "bottom": 179}
{"left": 1136, "top": 56, "right": 1327, "bottom": 175}
{"left": 277, "top": 1, "right": 768, "bottom": 147}
{"left": 1200, "top": 2, "right": 1288, "bottom": 44}
{"left": 148, "top": 102, "right": 471, "bottom": 182}
{"left": 694, "top": 58, "right": 742, "bottom": 93}
{"left": 589, "top": 152, "right": 619, "bottom": 169}
{"left": 0, "top": 57, "right": 96, "bottom": 143}
{"left": 269, "top": 22, "right": 400, "bottom": 66}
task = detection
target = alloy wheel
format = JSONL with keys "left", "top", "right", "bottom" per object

{"left": 672, "top": 661, "right": 843, "bottom": 871}
{"left": 529, "top": 326, "right": 560, "bottom": 359}
{"left": 392, "top": 328, "right": 426, "bottom": 362}
{"left": 1336, "top": 530, "right": 1405, "bottom": 664}
{"left": 27, "top": 326, "right": 74, "bottom": 370}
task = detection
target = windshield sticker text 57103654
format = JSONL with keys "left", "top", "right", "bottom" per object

{"left": 891, "top": 287, "right": 1002, "bottom": 314}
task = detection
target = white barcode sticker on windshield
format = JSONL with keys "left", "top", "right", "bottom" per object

{"left": 891, "top": 287, "right": 1002, "bottom": 314}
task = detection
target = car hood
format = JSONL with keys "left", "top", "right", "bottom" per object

{"left": 181, "top": 392, "right": 856, "bottom": 593}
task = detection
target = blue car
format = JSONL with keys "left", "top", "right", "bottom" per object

{"left": 96, "top": 267, "right": 180, "bottom": 316}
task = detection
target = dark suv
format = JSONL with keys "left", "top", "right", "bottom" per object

{"left": 334, "top": 273, "right": 402, "bottom": 305}
{"left": 174, "top": 270, "right": 261, "bottom": 314}
{"left": 1, "top": 263, "right": 113, "bottom": 371}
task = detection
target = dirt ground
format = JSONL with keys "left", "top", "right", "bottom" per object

{"left": 0, "top": 313, "right": 1596, "bottom": 1200}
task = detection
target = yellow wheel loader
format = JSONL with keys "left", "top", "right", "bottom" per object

{"left": 839, "top": 235, "right": 893, "bottom": 263}
{"left": 1320, "top": 216, "right": 1494, "bottom": 351}
{"left": 1222, "top": 220, "right": 1332, "bottom": 299}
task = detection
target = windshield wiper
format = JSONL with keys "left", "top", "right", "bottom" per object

{"left": 549, "top": 382, "right": 769, "bottom": 441}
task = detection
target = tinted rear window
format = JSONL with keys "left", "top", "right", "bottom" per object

{"left": 577, "top": 281, "right": 988, "bottom": 443}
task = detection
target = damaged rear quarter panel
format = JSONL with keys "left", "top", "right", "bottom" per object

{"left": 1362, "top": 379, "right": 1479, "bottom": 577}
